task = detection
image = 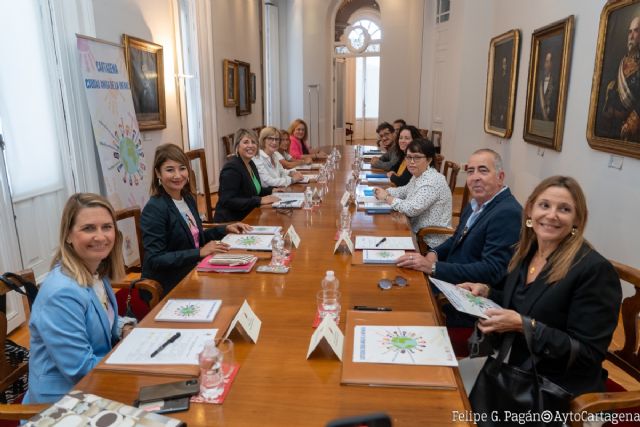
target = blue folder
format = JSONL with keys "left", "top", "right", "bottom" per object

{"left": 366, "top": 173, "right": 387, "bottom": 179}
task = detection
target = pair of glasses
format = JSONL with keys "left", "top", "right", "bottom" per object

{"left": 405, "top": 155, "right": 426, "bottom": 163}
{"left": 265, "top": 136, "right": 279, "bottom": 142}
{"left": 276, "top": 207, "right": 293, "bottom": 216}
{"left": 378, "top": 276, "right": 409, "bottom": 290}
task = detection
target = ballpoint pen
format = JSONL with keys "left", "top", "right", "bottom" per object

{"left": 150, "top": 332, "right": 181, "bottom": 358}
{"left": 375, "top": 237, "right": 387, "bottom": 247}
{"left": 353, "top": 305, "right": 392, "bottom": 311}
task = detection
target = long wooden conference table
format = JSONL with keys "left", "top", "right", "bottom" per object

{"left": 76, "top": 146, "right": 472, "bottom": 426}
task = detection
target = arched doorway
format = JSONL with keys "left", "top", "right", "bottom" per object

{"left": 333, "top": 1, "right": 381, "bottom": 144}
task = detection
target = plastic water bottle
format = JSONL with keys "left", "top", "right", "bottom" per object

{"left": 304, "top": 186, "right": 313, "bottom": 210}
{"left": 339, "top": 206, "right": 351, "bottom": 237}
{"left": 198, "top": 341, "right": 224, "bottom": 400}
{"left": 321, "top": 270, "right": 340, "bottom": 291}
{"left": 271, "top": 232, "right": 285, "bottom": 266}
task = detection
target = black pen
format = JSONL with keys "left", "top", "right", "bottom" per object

{"left": 353, "top": 305, "right": 392, "bottom": 311}
{"left": 375, "top": 237, "right": 387, "bottom": 247}
{"left": 150, "top": 332, "right": 181, "bottom": 358}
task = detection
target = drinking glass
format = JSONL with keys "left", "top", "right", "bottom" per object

{"left": 215, "top": 338, "right": 236, "bottom": 380}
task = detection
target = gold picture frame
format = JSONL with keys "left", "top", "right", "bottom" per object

{"left": 236, "top": 61, "right": 251, "bottom": 116}
{"left": 123, "top": 34, "right": 166, "bottom": 130}
{"left": 523, "top": 15, "right": 575, "bottom": 151}
{"left": 484, "top": 29, "right": 521, "bottom": 138}
{"left": 587, "top": 0, "right": 640, "bottom": 159}
{"left": 223, "top": 59, "right": 238, "bottom": 107}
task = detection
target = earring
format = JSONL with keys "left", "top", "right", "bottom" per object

{"left": 525, "top": 218, "right": 533, "bottom": 228}
{"left": 571, "top": 226, "right": 577, "bottom": 236}
{"left": 158, "top": 178, "right": 162, "bottom": 186}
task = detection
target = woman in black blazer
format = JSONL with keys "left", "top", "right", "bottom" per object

{"left": 141, "top": 143, "right": 250, "bottom": 294}
{"left": 213, "top": 129, "right": 280, "bottom": 222}
{"left": 388, "top": 125, "right": 421, "bottom": 187}
{"left": 461, "top": 176, "right": 621, "bottom": 400}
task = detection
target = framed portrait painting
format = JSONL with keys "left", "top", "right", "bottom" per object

{"left": 484, "top": 29, "right": 521, "bottom": 138}
{"left": 587, "top": 0, "right": 640, "bottom": 159}
{"left": 123, "top": 35, "right": 166, "bottom": 130}
{"left": 223, "top": 59, "right": 238, "bottom": 107}
{"left": 236, "top": 61, "right": 251, "bottom": 116}
{"left": 523, "top": 15, "right": 575, "bottom": 151}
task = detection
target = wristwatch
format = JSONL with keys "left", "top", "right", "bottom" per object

{"left": 431, "top": 262, "right": 436, "bottom": 276}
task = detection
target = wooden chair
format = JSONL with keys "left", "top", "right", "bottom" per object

{"left": 431, "top": 130, "right": 442, "bottom": 154}
{"left": 416, "top": 226, "right": 455, "bottom": 256}
{"left": 433, "top": 154, "right": 445, "bottom": 173}
{"left": 185, "top": 149, "right": 215, "bottom": 224}
{"left": 453, "top": 165, "right": 470, "bottom": 220}
{"left": 419, "top": 128, "right": 429, "bottom": 140}
{"left": 222, "top": 134, "right": 234, "bottom": 158}
{"left": 253, "top": 126, "right": 265, "bottom": 136}
{"left": 112, "top": 207, "right": 162, "bottom": 313}
{"left": 569, "top": 260, "right": 640, "bottom": 426}
{"left": 345, "top": 122, "right": 354, "bottom": 144}
{"left": 0, "top": 402, "right": 48, "bottom": 421}
{"left": 442, "top": 160, "right": 460, "bottom": 193}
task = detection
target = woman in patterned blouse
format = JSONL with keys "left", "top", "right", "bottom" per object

{"left": 374, "top": 138, "right": 452, "bottom": 249}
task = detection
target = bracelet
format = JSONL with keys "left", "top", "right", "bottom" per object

{"left": 530, "top": 318, "right": 537, "bottom": 330}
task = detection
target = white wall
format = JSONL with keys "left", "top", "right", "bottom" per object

{"left": 421, "top": 0, "right": 640, "bottom": 266}
{"left": 211, "top": 0, "right": 263, "bottom": 155}
{"left": 92, "top": 0, "right": 182, "bottom": 159}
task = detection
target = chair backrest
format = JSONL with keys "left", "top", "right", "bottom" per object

{"left": 442, "top": 160, "right": 460, "bottom": 193}
{"left": 419, "top": 128, "right": 429, "bottom": 139}
{"left": 253, "top": 126, "right": 265, "bottom": 136}
{"left": 222, "top": 134, "right": 234, "bottom": 158}
{"left": 115, "top": 207, "right": 144, "bottom": 274}
{"left": 454, "top": 164, "right": 471, "bottom": 218}
{"left": 0, "top": 270, "right": 33, "bottom": 395}
{"left": 185, "top": 148, "right": 214, "bottom": 223}
{"left": 608, "top": 260, "right": 640, "bottom": 382}
{"left": 433, "top": 154, "right": 444, "bottom": 173}
{"left": 431, "top": 130, "right": 442, "bottom": 153}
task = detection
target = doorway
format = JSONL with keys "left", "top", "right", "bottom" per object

{"left": 354, "top": 55, "right": 379, "bottom": 140}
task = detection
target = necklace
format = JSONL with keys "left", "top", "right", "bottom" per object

{"left": 528, "top": 250, "right": 549, "bottom": 275}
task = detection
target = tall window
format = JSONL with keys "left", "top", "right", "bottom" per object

{"left": 355, "top": 56, "right": 379, "bottom": 119}
{"left": 0, "top": 0, "right": 65, "bottom": 199}
{"left": 335, "top": 19, "right": 381, "bottom": 57}
{"left": 436, "top": 0, "right": 450, "bottom": 24}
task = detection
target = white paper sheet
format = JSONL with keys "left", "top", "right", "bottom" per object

{"left": 355, "top": 236, "right": 415, "bottom": 250}
{"left": 106, "top": 328, "right": 217, "bottom": 365}
{"left": 430, "top": 277, "right": 502, "bottom": 319}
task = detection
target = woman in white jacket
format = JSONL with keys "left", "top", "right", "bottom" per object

{"left": 374, "top": 138, "right": 452, "bottom": 249}
{"left": 254, "top": 127, "right": 304, "bottom": 188}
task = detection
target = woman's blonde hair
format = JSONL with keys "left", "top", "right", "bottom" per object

{"left": 52, "top": 193, "right": 125, "bottom": 285}
{"left": 149, "top": 143, "right": 193, "bottom": 198}
{"left": 508, "top": 176, "right": 589, "bottom": 283}
{"left": 259, "top": 126, "right": 280, "bottom": 150}
{"left": 287, "top": 119, "right": 308, "bottom": 142}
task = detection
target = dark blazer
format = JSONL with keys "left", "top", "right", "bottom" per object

{"left": 141, "top": 192, "right": 226, "bottom": 294}
{"left": 432, "top": 187, "right": 522, "bottom": 285}
{"left": 492, "top": 243, "right": 621, "bottom": 396}
{"left": 389, "top": 152, "right": 411, "bottom": 187}
{"left": 213, "top": 156, "right": 273, "bottom": 222}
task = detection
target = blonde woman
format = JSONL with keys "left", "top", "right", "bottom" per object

{"left": 254, "top": 127, "right": 304, "bottom": 187}
{"left": 24, "top": 193, "right": 135, "bottom": 404}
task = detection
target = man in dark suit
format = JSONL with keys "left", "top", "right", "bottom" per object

{"left": 397, "top": 148, "right": 522, "bottom": 326}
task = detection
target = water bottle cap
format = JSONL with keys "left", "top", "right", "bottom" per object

{"left": 325, "top": 270, "right": 335, "bottom": 279}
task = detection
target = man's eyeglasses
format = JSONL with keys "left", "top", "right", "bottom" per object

{"left": 378, "top": 276, "right": 409, "bottom": 290}
{"left": 405, "top": 155, "right": 426, "bottom": 163}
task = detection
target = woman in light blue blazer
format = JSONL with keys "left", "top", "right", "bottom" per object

{"left": 23, "top": 193, "right": 134, "bottom": 404}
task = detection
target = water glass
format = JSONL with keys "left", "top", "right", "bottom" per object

{"left": 215, "top": 338, "right": 235, "bottom": 380}
{"left": 316, "top": 290, "right": 341, "bottom": 324}
{"left": 198, "top": 341, "right": 224, "bottom": 400}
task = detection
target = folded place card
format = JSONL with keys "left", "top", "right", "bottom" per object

{"left": 307, "top": 315, "right": 344, "bottom": 361}
{"left": 333, "top": 231, "right": 355, "bottom": 254}
{"left": 286, "top": 224, "right": 301, "bottom": 248}
{"left": 224, "top": 300, "right": 262, "bottom": 343}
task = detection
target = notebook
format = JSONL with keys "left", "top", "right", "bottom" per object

{"left": 154, "top": 299, "right": 222, "bottom": 322}
{"left": 341, "top": 310, "right": 457, "bottom": 389}
{"left": 197, "top": 254, "right": 258, "bottom": 273}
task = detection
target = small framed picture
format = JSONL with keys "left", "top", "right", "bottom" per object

{"left": 484, "top": 29, "right": 521, "bottom": 138}
{"left": 236, "top": 61, "right": 251, "bottom": 116}
{"left": 223, "top": 59, "right": 238, "bottom": 107}
{"left": 123, "top": 34, "right": 166, "bottom": 130}
{"left": 523, "top": 15, "right": 575, "bottom": 151}
{"left": 250, "top": 73, "right": 256, "bottom": 104}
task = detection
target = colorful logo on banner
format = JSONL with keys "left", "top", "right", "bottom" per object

{"left": 76, "top": 35, "right": 149, "bottom": 211}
